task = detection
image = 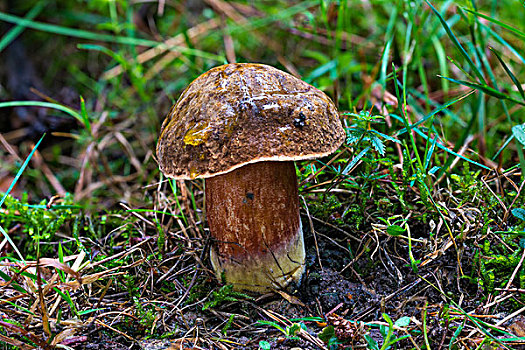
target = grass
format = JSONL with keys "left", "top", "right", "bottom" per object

{"left": 0, "top": 0, "right": 525, "bottom": 349}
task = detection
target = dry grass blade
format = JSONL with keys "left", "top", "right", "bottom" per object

{"left": 36, "top": 258, "right": 51, "bottom": 337}
{"left": 102, "top": 18, "right": 219, "bottom": 80}
{"left": 38, "top": 258, "right": 82, "bottom": 282}
{"left": 85, "top": 237, "right": 152, "bottom": 269}
{"left": 0, "top": 320, "right": 50, "bottom": 349}
{"left": 95, "top": 319, "right": 136, "bottom": 341}
{"left": 0, "top": 333, "right": 35, "bottom": 350}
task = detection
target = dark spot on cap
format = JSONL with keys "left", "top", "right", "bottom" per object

{"left": 242, "top": 192, "right": 254, "bottom": 204}
{"left": 293, "top": 111, "right": 306, "bottom": 128}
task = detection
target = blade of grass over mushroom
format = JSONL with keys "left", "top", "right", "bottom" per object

{"left": 0, "top": 10, "right": 224, "bottom": 61}
{"left": 0, "top": 133, "right": 45, "bottom": 262}
{"left": 425, "top": 0, "right": 485, "bottom": 83}
{"left": 169, "top": 179, "right": 188, "bottom": 226}
{"left": 0, "top": 1, "right": 45, "bottom": 52}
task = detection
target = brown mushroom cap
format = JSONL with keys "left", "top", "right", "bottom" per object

{"left": 156, "top": 63, "right": 345, "bottom": 179}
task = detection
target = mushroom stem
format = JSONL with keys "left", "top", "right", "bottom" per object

{"left": 205, "top": 161, "right": 305, "bottom": 293}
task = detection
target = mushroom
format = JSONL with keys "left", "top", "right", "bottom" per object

{"left": 156, "top": 63, "right": 345, "bottom": 293}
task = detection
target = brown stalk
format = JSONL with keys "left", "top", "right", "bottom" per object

{"left": 36, "top": 259, "right": 51, "bottom": 337}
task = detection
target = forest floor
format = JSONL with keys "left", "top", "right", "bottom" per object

{"left": 1, "top": 1, "right": 525, "bottom": 349}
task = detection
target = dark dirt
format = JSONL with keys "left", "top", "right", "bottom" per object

{"left": 141, "top": 219, "right": 488, "bottom": 350}
{"left": 230, "top": 218, "right": 487, "bottom": 349}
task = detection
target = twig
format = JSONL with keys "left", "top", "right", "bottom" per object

{"left": 356, "top": 273, "right": 430, "bottom": 320}
{"left": 95, "top": 319, "right": 135, "bottom": 341}
{"left": 86, "top": 237, "right": 152, "bottom": 269}
{"left": 301, "top": 196, "right": 322, "bottom": 270}
{"left": 0, "top": 132, "right": 22, "bottom": 162}
{"left": 505, "top": 249, "right": 525, "bottom": 291}
{"left": 306, "top": 214, "right": 361, "bottom": 243}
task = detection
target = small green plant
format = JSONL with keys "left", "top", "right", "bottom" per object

{"left": 134, "top": 297, "right": 157, "bottom": 331}
{"left": 256, "top": 319, "right": 306, "bottom": 341}
{"left": 318, "top": 325, "right": 343, "bottom": 349}
{"left": 258, "top": 340, "right": 271, "bottom": 350}
{"left": 0, "top": 193, "right": 79, "bottom": 258}
{"left": 364, "top": 314, "right": 412, "bottom": 350}
{"left": 202, "top": 285, "right": 252, "bottom": 310}
{"left": 345, "top": 110, "right": 400, "bottom": 158}
{"left": 511, "top": 208, "right": 525, "bottom": 232}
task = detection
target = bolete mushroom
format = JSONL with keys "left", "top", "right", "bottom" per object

{"left": 156, "top": 63, "right": 345, "bottom": 293}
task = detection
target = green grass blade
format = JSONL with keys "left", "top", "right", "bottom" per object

{"left": 489, "top": 47, "right": 525, "bottom": 100}
{"left": 0, "top": 226, "right": 25, "bottom": 263}
{"left": 392, "top": 65, "right": 424, "bottom": 171}
{"left": 483, "top": 25, "right": 524, "bottom": 64}
{"left": 0, "top": 270, "right": 28, "bottom": 294}
{"left": 0, "top": 1, "right": 45, "bottom": 52}
{"left": 0, "top": 134, "right": 45, "bottom": 262}
{"left": 438, "top": 76, "right": 525, "bottom": 105}
{"left": 0, "top": 101, "right": 83, "bottom": 123}
{"left": 2, "top": 299, "right": 35, "bottom": 315}
{"left": 492, "top": 135, "right": 514, "bottom": 160}
{"left": 0, "top": 10, "right": 158, "bottom": 45}
{"left": 464, "top": 8, "right": 525, "bottom": 40}
{"left": 379, "top": 37, "right": 393, "bottom": 88}
{"left": 432, "top": 36, "right": 449, "bottom": 94}
{"left": 380, "top": 313, "right": 394, "bottom": 350}
{"left": 79, "top": 96, "right": 92, "bottom": 134}
{"left": 0, "top": 134, "right": 45, "bottom": 208}
{"left": 426, "top": 0, "right": 485, "bottom": 83}
{"left": 0, "top": 10, "right": 224, "bottom": 61}
{"left": 411, "top": 126, "right": 490, "bottom": 170}
{"left": 424, "top": 135, "right": 438, "bottom": 171}
{"left": 397, "top": 90, "right": 474, "bottom": 135}
{"left": 342, "top": 147, "right": 370, "bottom": 175}
{"left": 126, "top": 209, "right": 183, "bottom": 217}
